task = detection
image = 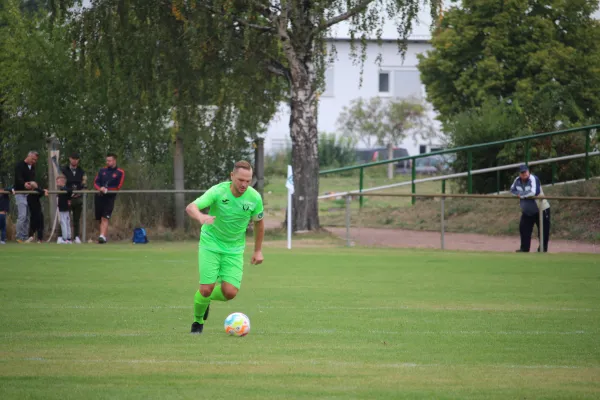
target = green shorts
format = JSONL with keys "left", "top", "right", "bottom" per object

{"left": 199, "top": 247, "right": 244, "bottom": 289}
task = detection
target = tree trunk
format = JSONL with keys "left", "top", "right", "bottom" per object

{"left": 253, "top": 138, "right": 265, "bottom": 198}
{"left": 288, "top": 64, "right": 320, "bottom": 232}
{"left": 387, "top": 142, "right": 394, "bottom": 180}
{"left": 174, "top": 135, "right": 185, "bottom": 230}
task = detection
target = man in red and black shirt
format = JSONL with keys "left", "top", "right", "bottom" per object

{"left": 93, "top": 153, "right": 125, "bottom": 244}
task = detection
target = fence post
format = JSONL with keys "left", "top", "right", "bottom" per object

{"left": 538, "top": 199, "right": 544, "bottom": 253}
{"left": 467, "top": 151, "right": 473, "bottom": 194}
{"left": 345, "top": 194, "right": 351, "bottom": 247}
{"left": 82, "top": 193, "right": 87, "bottom": 243}
{"left": 525, "top": 140, "right": 530, "bottom": 165}
{"left": 359, "top": 167, "right": 364, "bottom": 209}
{"left": 440, "top": 195, "right": 445, "bottom": 251}
{"left": 552, "top": 163, "right": 556, "bottom": 186}
{"left": 585, "top": 130, "right": 590, "bottom": 180}
{"left": 411, "top": 158, "right": 416, "bottom": 205}
{"left": 441, "top": 179, "right": 446, "bottom": 194}
{"left": 46, "top": 137, "right": 59, "bottom": 229}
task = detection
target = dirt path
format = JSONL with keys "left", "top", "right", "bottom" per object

{"left": 326, "top": 227, "right": 599, "bottom": 254}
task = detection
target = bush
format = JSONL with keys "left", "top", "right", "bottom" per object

{"left": 445, "top": 99, "right": 600, "bottom": 193}
{"left": 265, "top": 132, "right": 358, "bottom": 178}
{"left": 445, "top": 100, "right": 527, "bottom": 193}
{"left": 265, "top": 149, "right": 291, "bottom": 178}
{"left": 318, "top": 132, "right": 357, "bottom": 169}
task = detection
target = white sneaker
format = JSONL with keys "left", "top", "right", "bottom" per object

{"left": 0, "top": 241, "right": 6, "bottom": 245}
{"left": 25, "top": 236, "right": 34, "bottom": 243}
{"left": 57, "top": 237, "right": 65, "bottom": 244}
{"left": 74, "top": 237, "right": 81, "bottom": 244}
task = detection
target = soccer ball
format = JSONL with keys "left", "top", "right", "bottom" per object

{"left": 224, "top": 312, "right": 250, "bottom": 337}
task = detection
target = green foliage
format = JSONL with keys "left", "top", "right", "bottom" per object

{"left": 337, "top": 97, "right": 431, "bottom": 149}
{"left": 418, "top": 0, "right": 600, "bottom": 192}
{"left": 265, "top": 133, "right": 357, "bottom": 177}
{"left": 0, "top": 0, "right": 285, "bottom": 226}
{"left": 264, "top": 149, "right": 292, "bottom": 179}
{"left": 418, "top": 0, "right": 600, "bottom": 130}
{"left": 318, "top": 132, "right": 357, "bottom": 169}
{"left": 445, "top": 99, "right": 600, "bottom": 193}
{"left": 446, "top": 99, "right": 528, "bottom": 193}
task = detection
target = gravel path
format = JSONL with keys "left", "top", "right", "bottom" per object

{"left": 326, "top": 227, "right": 599, "bottom": 254}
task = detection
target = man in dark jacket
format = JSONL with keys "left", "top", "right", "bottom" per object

{"left": 93, "top": 153, "right": 125, "bottom": 244}
{"left": 14, "top": 151, "right": 40, "bottom": 243}
{"left": 61, "top": 153, "right": 87, "bottom": 244}
{"left": 510, "top": 164, "right": 551, "bottom": 253}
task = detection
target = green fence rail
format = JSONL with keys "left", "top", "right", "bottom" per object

{"left": 319, "top": 124, "right": 600, "bottom": 207}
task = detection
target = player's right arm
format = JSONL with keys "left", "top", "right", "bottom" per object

{"left": 186, "top": 188, "right": 216, "bottom": 225}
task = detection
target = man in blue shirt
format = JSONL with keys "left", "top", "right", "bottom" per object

{"left": 510, "top": 164, "right": 551, "bottom": 252}
{"left": 93, "top": 153, "right": 125, "bottom": 244}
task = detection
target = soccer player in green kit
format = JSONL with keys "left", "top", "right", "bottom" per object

{"left": 186, "top": 160, "right": 265, "bottom": 334}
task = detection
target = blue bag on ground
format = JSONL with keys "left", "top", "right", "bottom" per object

{"left": 132, "top": 227, "right": 148, "bottom": 244}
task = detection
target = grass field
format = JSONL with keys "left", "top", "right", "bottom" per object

{"left": 1, "top": 243, "right": 599, "bottom": 399}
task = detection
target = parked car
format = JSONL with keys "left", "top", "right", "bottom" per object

{"left": 413, "top": 154, "right": 455, "bottom": 175}
{"left": 355, "top": 147, "right": 409, "bottom": 165}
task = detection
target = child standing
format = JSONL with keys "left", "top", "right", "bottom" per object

{"left": 0, "top": 185, "right": 10, "bottom": 244}
{"left": 56, "top": 175, "right": 73, "bottom": 244}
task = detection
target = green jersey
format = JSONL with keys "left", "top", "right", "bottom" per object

{"left": 193, "top": 181, "right": 264, "bottom": 254}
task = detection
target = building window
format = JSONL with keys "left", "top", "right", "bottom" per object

{"left": 393, "top": 70, "right": 423, "bottom": 100}
{"left": 419, "top": 145, "right": 427, "bottom": 154}
{"left": 379, "top": 72, "right": 390, "bottom": 93}
{"left": 322, "top": 68, "right": 334, "bottom": 97}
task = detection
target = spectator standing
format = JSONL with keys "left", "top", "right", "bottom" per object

{"left": 14, "top": 151, "right": 39, "bottom": 243}
{"left": 510, "top": 164, "right": 551, "bottom": 253}
{"left": 93, "top": 153, "right": 125, "bottom": 244}
{"left": 56, "top": 175, "right": 73, "bottom": 244}
{"left": 27, "top": 182, "right": 48, "bottom": 243}
{"left": 61, "top": 153, "right": 86, "bottom": 244}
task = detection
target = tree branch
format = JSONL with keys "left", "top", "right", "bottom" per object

{"left": 314, "top": 0, "right": 375, "bottom": 33}
{"left": 199, "top": 3, "right": 275, "bottom": 32}
{"left": 248, "top": 0, "right": 279, "bottom": 17}
{"left": 267, "top": 58, "right": 291, "bottom": 83}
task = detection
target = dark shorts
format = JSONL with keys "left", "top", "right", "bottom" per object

{"left": 95, "top": 194, "right": 116, "bottom": 221}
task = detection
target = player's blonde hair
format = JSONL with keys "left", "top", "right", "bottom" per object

{"left": 233, "top": 160, "right": 252, "bottom": 172}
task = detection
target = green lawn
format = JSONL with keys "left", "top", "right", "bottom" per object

{"left": 1, "top": 243, "right": 599, "bottom": 399}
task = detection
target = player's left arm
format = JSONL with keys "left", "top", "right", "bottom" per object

{"left": 250, "top": 198, "right": 265, "bottom": 265}
{"left": 251, "top": 219, "right": 264, "bottom": 265}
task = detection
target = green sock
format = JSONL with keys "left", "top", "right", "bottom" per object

{"left": 193, "top": 290, "right": 210, "bottom": 324}
{"left": 210, "top": 284, "right": 227, "bottom": 302}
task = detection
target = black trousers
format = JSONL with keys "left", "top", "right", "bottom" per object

{"left": 27, "top": 195, "right": 44, "bottom": 241}
{"left": 70, "top": 196, "right": 83, "bottom": 238}
{"left": 520, "top": 209, "right": 551, "bottom": 252}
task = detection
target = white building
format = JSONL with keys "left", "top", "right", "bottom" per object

{"left": 264, "top": 12, "right": 444, "bottom": 157}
